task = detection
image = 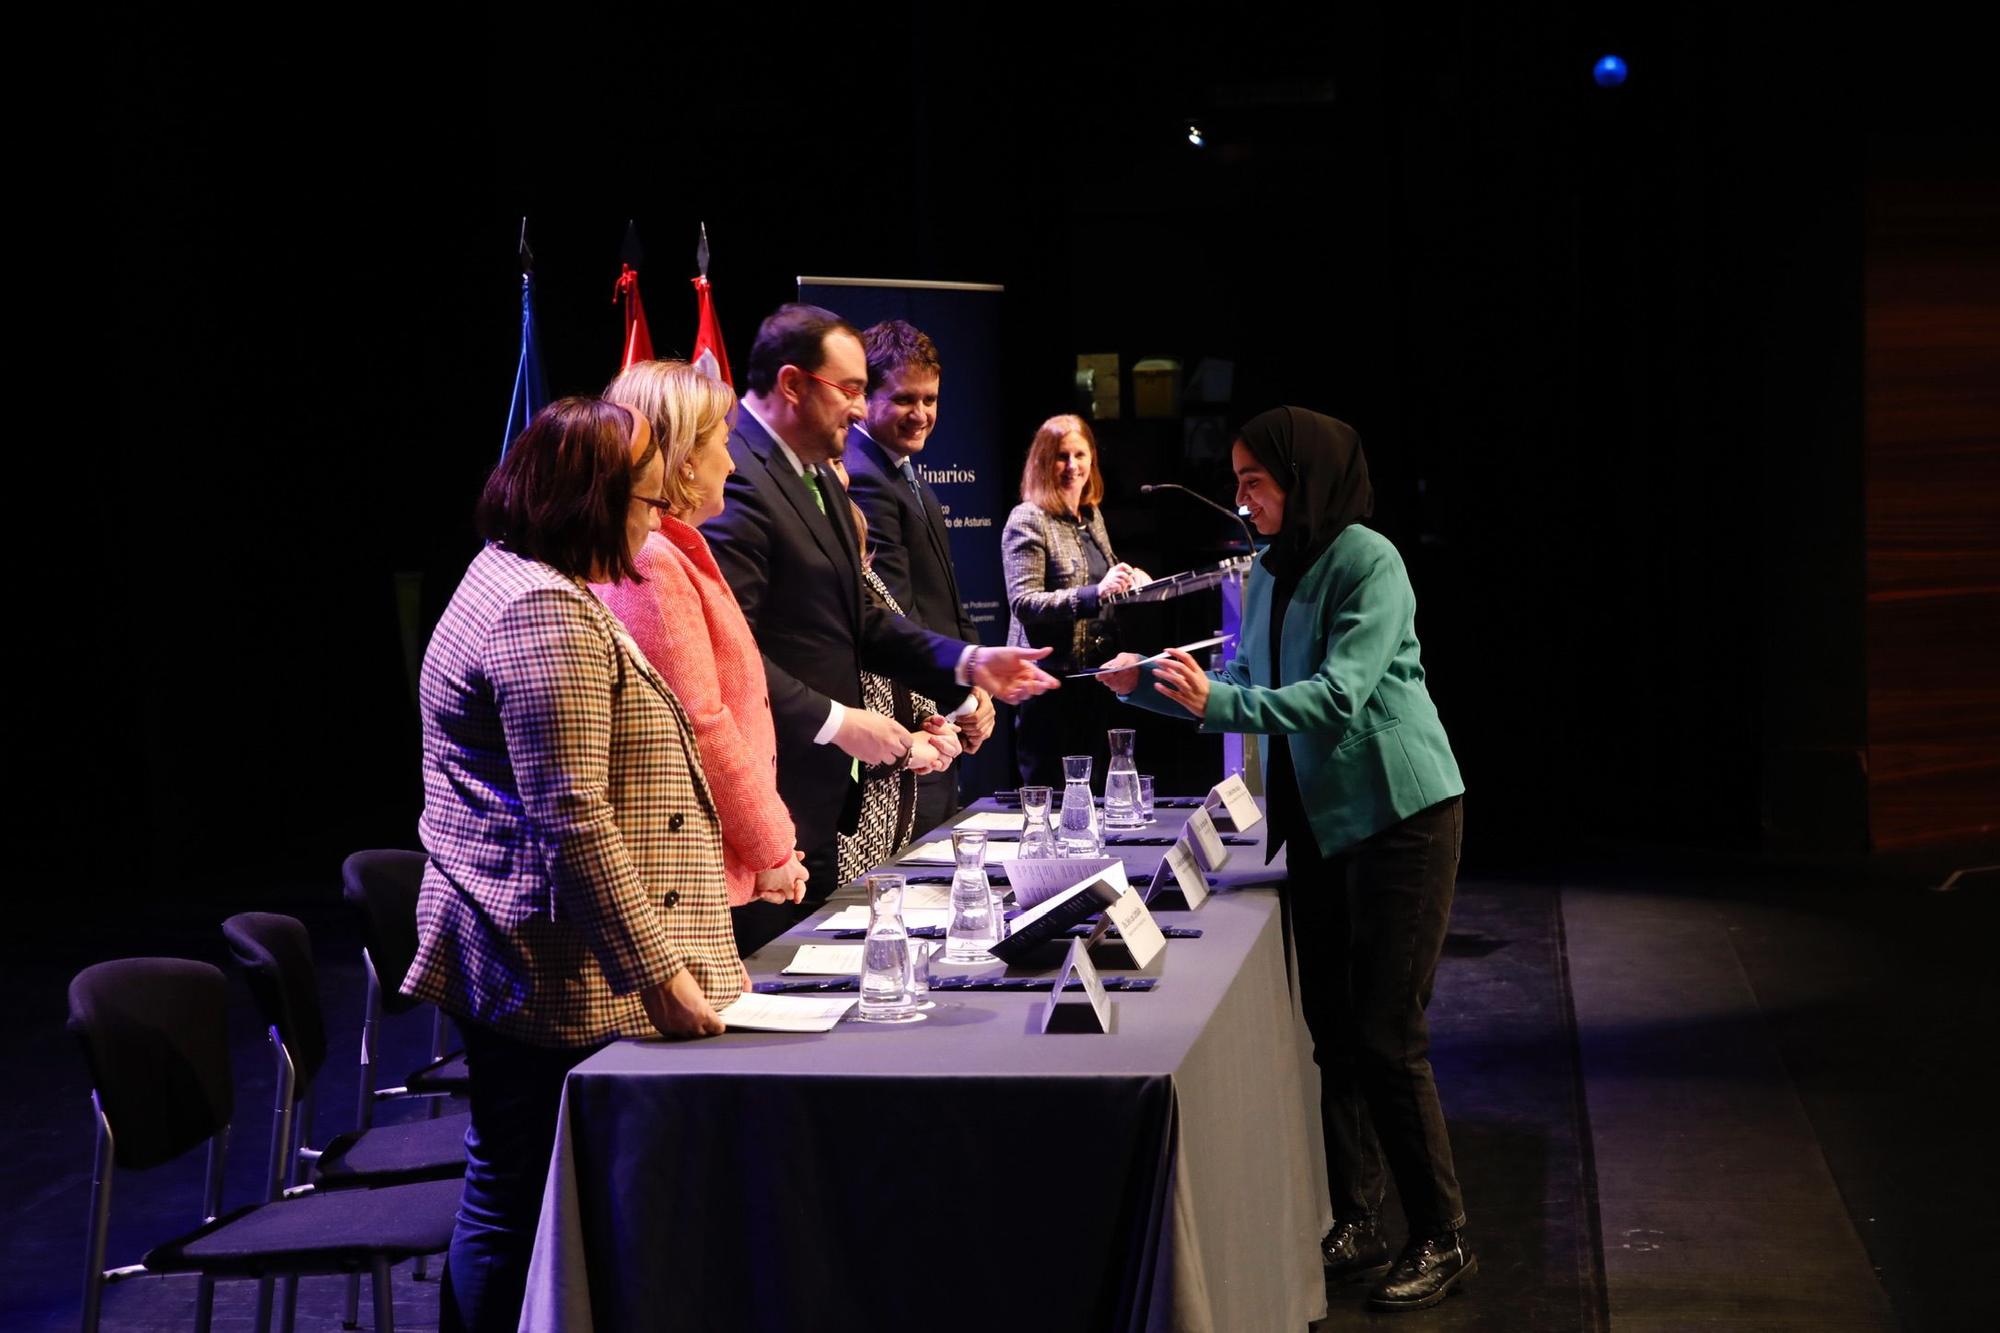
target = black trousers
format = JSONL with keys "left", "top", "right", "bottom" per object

{"left": 731, "top": 838, "right": 842, "bottom": 959}
{"left": 1282, "top": 795, "right": 1467, "bottom": 1237}
{"left": 441, "top": 1022, "right": 604, "bottom": 1333}
{"left": 912, "top": 769, "right": 958, "bottom": 842}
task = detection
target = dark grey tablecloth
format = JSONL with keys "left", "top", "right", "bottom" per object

{"left": 522, "top": 801, "right": 1329, "bottom": 1333}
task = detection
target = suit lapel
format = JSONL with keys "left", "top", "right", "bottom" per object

{"left": 735, "top": 415, "right": 861, "bottom": 620}
{"left": 911, "top": 470, "right": 963, "bottom": 609}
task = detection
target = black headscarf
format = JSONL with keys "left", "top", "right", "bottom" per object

{"left": 1235, "top": 406, "right": 1373, "bottom": 582}
{"left": 1237, "top": 408, "right": 1375, "bottom": 863}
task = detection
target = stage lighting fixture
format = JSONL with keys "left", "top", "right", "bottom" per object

{"left": 1593, "top": 54, "right": 1628, "bottom": 88}
{"left": 1187, "top": 123, "right": 1206, "bottom": 147}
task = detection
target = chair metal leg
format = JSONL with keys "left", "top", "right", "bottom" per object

{"left": 415, "top": 1010, "right": 455, "bottom": 1285}
{"left": 357, "top": 954, "right": 382, "bottom": 1134}
{"left": 279, "top": 1273, "right": 300, "bottom": 1333}
{"left": 195, "top": 1125, "right": 228, "bottom": 1333}
{"left": 80, "top": 1096, "right": 115, "bottom": 1333}
{"left": 372, "top": 1257, "right": 395, "bottom": 1333}
{"left": 347, "top": 958, "right": 384, "bottom": 1328}
{"left": 256, "top": 1029, "right": 297, "bottom": 1333}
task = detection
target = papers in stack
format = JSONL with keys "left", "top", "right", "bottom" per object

{"left": 897, "top": 839, "right": 1021, "bottom": 865}
{"left": 781, "top": 944, "right": 863, "bottom": 975}
{"left": 716, "top": 992, "right": 856, "bottom": 1032}
{"left": 813, "top": 905, "right": 953, "bottom": 932}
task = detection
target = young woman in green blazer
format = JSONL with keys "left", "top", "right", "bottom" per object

{"left": 1101, "top": 407, "right": 1473, "bottom": 1313}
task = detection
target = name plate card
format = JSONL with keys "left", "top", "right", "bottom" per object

{"left": 1041, "top": 938, "right": 1112, "bottom": 1034}
{"left": 1163, "top": 838, "right": 1211, "bottom": 909}
{"left": 1206, "top": 772, "right": 1264, "bottom": 831}
{"left": 1186, "top": 806, "right": 1230, "bottom": 872}
{"left": 1102, "top": 887, "right": 1167, "bottom": 968}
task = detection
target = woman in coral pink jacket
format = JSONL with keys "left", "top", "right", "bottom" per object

{"left": 595, "top": 361, "right": 810, "bottom": 917}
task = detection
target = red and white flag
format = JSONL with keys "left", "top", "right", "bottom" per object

{"left": 691, "top": 274, "right": 731, "bottom": 387}
{"left": 615, "top": 262, "right": 654, "bottom": 371}
{"left": 690, "top": 222, "right": 732, "bottom": 387}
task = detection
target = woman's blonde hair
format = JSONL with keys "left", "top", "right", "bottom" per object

{"left": 603, "top": 359, "right": 737, "bottom": 518}
{"left": 1020, "top": 413, "right": 1103, "bottom": 515}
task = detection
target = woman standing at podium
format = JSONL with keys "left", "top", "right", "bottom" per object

{"left": 1098, "top": 407, "right": 1472, "bottom": 1313}
{"left": 1001, "top": 413, "right": 1148, "bottom": 787}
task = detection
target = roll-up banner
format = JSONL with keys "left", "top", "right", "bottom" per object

{"left": 797, "top": 276, "right": 1011, "bottom": 797}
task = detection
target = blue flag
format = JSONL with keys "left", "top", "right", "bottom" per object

{"left": 502, "top": 271, "right": 549, "bottom": 459}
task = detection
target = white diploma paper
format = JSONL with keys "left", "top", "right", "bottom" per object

{"left": 1006, "top": 861, "right": 1131, "bottom": 934}
{"left": 716, "top": 992, "right": 857, "bottom": 1032}
{"left": 897, "top": 839, "right": 1021, "bottom": 865}
{"left": 813, "top": 906, "right": 953, "bottom": 932}
{"left": 781, "top": 944, "right": 863, "bottom": 975}
{"left": 1007, "top": 856, "right": 1120, "bottom": 909}
{"left": 951, "top": 810, "right": 1027, "bottom": 832}
{"left": 1064, "top": 635, "right": 1230, "bottom": 679}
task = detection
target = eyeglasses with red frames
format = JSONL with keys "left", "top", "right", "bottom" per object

{"left": 798, "top": 368, "right": 868, "bottom": 402}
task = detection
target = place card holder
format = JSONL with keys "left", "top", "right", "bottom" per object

{"left": 1040, "top": 939, "right": 1113, "bottom": 1033}
{"left": 1202, "top": 772, "right": 1265, "bottom": 834}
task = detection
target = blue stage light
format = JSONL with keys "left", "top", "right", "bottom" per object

{"left": 1187, "top": 123, "right": 1206, "bottom": 148}
{"left": 1594, "top": 54, "right": 1628, "bottom": 88}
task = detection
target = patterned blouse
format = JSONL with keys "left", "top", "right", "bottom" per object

{"left": 836, "top": 568, "right": 939, "bottom": 888}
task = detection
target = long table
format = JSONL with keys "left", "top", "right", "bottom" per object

{"left": 522, "top": 802, "right": 1329, "bottom": 1333}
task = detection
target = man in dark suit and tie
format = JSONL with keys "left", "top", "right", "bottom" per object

{"left": 703, "top": 304, "right": 1056, "bottom": 951}
{"left": 846, "top": 320, "right": 996, "bottom": 836}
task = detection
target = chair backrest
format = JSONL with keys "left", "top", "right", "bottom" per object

{"left": 341, "top": 850, "right": 429, "bottom": 1016}
{"left": 221, "top": 912, "right": 330, "bottom": 1091}
{"left": 66, "top": 958, "right": 234, "bottom": 1171}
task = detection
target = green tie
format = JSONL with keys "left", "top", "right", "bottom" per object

{"left": 802, "top": 465, "right": 859, "bottom": 782}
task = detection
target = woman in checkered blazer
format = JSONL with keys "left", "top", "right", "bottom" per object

{"left": 406, "top": 397, "right": 745, "bottom": 1333}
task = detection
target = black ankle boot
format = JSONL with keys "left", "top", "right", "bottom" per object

{"left": 1321, "top": 1215, "right": 1390, "bottom": 1283}
{"left": 1366, "top": 1229, "right": 1475, "bottom": 1312}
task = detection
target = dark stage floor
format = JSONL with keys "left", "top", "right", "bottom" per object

{"left": 4, "top": 848, "right": 1991, "bottom": 1330}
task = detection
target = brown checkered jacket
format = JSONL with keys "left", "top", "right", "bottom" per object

{"left": 404, "top": 544, "right": 744, "bottom": 1047}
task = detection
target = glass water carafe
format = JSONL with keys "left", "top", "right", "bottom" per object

{"left": 1018, "top": 785, "right": 1058, "bottom": 859}
{"left": 1103, "top": 728, "right": 1144, "bottom": 829}
{"left": 945, "top": 829, "right": 998, "bottom": 964}
{"left": 856, "top": 875, "right": 920, "bottom": 1022}
{"left": 1058, "top": 754, "right": 1103, "bottom": 857}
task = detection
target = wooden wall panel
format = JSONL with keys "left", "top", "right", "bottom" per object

{"left": 1864, "top": 175, "right": 2000, "bottom": 850}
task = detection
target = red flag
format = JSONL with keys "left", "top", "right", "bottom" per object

{"left": 691, "top": 274, "right": 732, "bottom": 388}
{"left": 615, "top": 263, "right": 653, "bottom": 370}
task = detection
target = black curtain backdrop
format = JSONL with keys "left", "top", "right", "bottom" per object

{"left": 38, "top": 5, "right": 1981, "bottom": 910}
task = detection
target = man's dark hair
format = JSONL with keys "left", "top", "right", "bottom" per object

{"left": 478, "top": 397, "right": 653, "bottom": 583}
{"left": 861, "top": 319, "right": 943, "bottom": 394}
{"left": 743, "top": 303, "right": 860, "bottom": 396}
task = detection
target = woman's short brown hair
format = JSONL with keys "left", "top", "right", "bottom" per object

{"left": 604, "top": 359, "right": 737, "bottom": 518}
{"left": 478, "top": 397, "right": 653, "bottom": 582}
{"left": 1020, "top": 414, "right": 1104, "bottom": 514}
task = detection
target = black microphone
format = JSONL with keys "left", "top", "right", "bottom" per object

{"left": 1140, "top": 482, "right": 1257, "bottom": 556}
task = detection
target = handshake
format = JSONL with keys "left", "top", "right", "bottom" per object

{"left": 835, "top": 708, "right": 977, "bottom": 773}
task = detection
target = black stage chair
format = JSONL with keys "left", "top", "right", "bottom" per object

{"left": 340, "top": 850, "right": 469, "bottom": 1106}
{"left": 223, "top": 912, "right": 470, "bottom": 1331}
{"left": 67, "top": 957, "right": 458, "bottom": 1333}
{"left": 340, "top": 849, "right": 468, "bottom": 1315}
